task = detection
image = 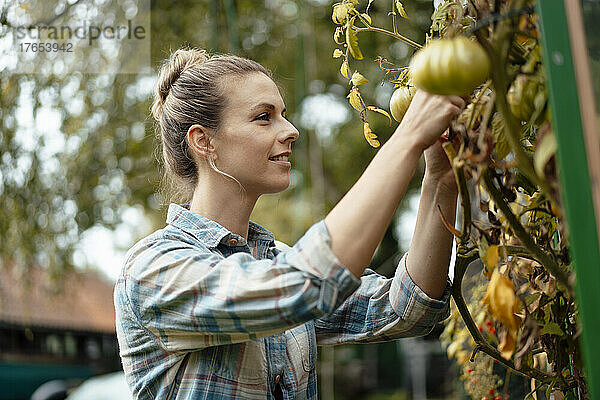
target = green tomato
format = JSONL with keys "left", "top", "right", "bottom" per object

{"left": 389, "top": 86, "right": 416, "bottom": 122}
{"left": 409, "top": 37, "right": 490, "bottom": 96}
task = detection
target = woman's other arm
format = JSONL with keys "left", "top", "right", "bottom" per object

{"left": 406, "top": 139, "right": 458, "bottom": 299}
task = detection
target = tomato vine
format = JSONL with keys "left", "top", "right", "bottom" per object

{"left": 331, "top": 0, "right": 587, "bottom": 397}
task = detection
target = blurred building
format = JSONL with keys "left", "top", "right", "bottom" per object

{"left": 0, "top": 264, "right": 120, "bottom": 400}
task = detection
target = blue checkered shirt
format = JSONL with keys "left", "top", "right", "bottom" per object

{"left": 114, "top": 203, "right": 451, "bottom": 399}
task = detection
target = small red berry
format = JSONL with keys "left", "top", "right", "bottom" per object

{"left": 489, "top": 389, "right": 495, "bottom": 395}
{"left": 486, "top": 320, "right": 493, "bottom": 327}
{"left": 494, "top": 397, "right": 502, "bottom": 400}
{"left": 478, "top": 325, "right": 483, "bottom": 332}
{"left": 467, "top": 368, "right": 473, "bottom": 373}
{"left": 482, "top": 397, "right": 490, "bottom": 400}
{"left": 490, "top": 328, "right": 497, "bottom": 335}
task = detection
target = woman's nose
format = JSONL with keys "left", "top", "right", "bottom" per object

{"left": 280, "top": 120, "right": 300, "bottom": 143}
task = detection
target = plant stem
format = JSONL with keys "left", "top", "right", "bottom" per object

{"left": 442, "top": 142, "right": 471, "bottom": 239}
{"left": 391, "top": 0, "right": 397, "bottom": 34}
{"left": 499, "top": 245, "right": 542, "bottom": 263}
{"left": 354, "top": 26, "right": 422, "bottom": 49}
{"left": 482, "top": 168, "right": 572, "bottom": 293}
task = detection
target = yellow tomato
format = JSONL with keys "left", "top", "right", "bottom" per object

{"left": 409, "top": 37, "right": 490, "bottom": 96}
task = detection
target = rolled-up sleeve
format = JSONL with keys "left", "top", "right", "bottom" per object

{"left": 116, "top": 220, "right": 361, "bottom": 352}
{"left": 315, "top": 253, "right": 452, "bottom": 345}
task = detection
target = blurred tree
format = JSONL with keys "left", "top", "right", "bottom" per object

{"left": 0, "top": 0, "right": 434, "bottom": 282}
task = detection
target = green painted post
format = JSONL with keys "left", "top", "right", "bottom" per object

{"left": 536, "top": 1, "right": 600, "bottom": 399}
{"left": 223, "top": 0, "right": 239, "bottom": 53}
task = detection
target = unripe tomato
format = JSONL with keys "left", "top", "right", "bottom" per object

{"left": 389, "top": 86, "right": 416, "bottom": 122}
{"left": 409, "top": 37, "right": 490, "bottom": 96}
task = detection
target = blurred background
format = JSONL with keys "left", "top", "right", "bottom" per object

{"left": 6, "top": 0, "right": 597, "bottom": 399}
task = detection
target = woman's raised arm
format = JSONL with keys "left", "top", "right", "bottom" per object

{"left": 324, "top": 90, "right": 465, "bottom": 280}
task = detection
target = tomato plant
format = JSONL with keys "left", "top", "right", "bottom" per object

{"left": 331, "top": 0, "right": 587, "bottom": 398}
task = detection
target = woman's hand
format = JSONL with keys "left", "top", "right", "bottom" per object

{"left": 394, "top": 90, "right": 466, "bottom": 152}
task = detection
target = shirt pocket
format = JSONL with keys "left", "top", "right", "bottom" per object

{"left": 211, "top": 340, "right": 267, "bottom": 384}
{"left": 289, "top": 322, "right": 316, "bottom": 373}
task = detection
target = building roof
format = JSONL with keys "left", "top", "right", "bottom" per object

{"left": 0, "top": 264, "right": 116, "bottom": 333}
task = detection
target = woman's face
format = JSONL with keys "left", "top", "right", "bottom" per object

{"left": 212, "top": 72, "right": 300, "bottom": 196}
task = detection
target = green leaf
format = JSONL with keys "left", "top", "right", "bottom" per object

{"left": 524, "top": 292, "right": 541, "bottom": 306}
{"left": 540, "top": 321, "right": 564, "bottom": 336}
{"left": 360, "top": 13, "right": 371, "bottom": 25}
{"left": 333, "top": 49, "right": 343, "bottom": 58}
{"left": 395, "top": 0, "right": 409, "bottom": 19}
{"left": 345, "top": 17, "right": 363, "bottom": 60}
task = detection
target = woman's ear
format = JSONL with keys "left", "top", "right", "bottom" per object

{"left": 187, "top": 124, "right": 216, "bottom": 161}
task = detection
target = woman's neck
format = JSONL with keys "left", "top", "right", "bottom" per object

{"left": 189, "top": 184, "right": 259, "bottom": 241}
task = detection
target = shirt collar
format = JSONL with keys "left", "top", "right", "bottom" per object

{"left": 165, "top": 203, "right": 275, "bottom": 248}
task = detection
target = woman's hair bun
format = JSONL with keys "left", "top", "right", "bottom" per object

{"left": 151, "top": 48, "right": 208, "bottom": 121}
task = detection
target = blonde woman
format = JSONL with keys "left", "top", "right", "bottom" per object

{"left": 114, "top": 48, "right": 465, "bottom": 399}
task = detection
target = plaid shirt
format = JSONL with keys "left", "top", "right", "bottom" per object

{"left": 114, "top": 203, "right": 452, "bottom": 399}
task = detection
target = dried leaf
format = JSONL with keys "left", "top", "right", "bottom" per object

{"left": 482, "top": 270, "right": 521, "bottom": 338}
{"left": 437, "top": 204, "right": 463, "bottom": 237}
{"left": 363, "top": 122, "right": 380, "bottom": 148}
{"left": 333, "top": 49, "right": 344, "bottom": 58}
{"left": 367, "top": 106, "right": 392, "bottom": 125}
{"left": 498, "top": 327, "right": 518, "bottom": 360}
{"left": 360, "top": 13, "right": 372, "bottom": 25}
{"left": 346, "top": 87, "right": 363, "bottom": 111}
{"left": 332, "top": 3, "right": 349, "bottom": 24}
{"left": 334, "top": 26, "right": 345, "bottom": 45}
{"left": 346, "top": 17, "right": 363, "bottom": 60}
{"left": 350, "top": 71, "right": 368, "bottom": 86}
{"left": 340, "top": 60, "right": 350, "bottom": 79}
{"left": 395, "top": 0, "right": 409, "bottom": 18}
{"left": 483, "top": 245, "right": 499, "bottom": 271}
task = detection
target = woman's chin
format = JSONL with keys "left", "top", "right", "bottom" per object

{"left": 262, "top": 179, "right": 290, "bottom": 194}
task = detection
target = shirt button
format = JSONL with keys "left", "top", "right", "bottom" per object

{"left": 228, "top": 238, "right": 238, "bottom": 246}
{"left": 274, "top": 374, "right": 281, "bottom": 384}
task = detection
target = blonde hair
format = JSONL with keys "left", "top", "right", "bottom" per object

{"left": 151, "top": 48, "right": 273, "bottom": 202}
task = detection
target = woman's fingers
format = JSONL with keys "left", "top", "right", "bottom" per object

{"left": 447, "top": 95, "right": 467, "bottom": 110}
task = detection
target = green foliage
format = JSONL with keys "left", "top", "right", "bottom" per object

{"left": 0, "top": 0, "right": 434, "bottom": 278}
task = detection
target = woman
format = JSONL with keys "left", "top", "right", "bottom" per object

{"left": 114, "top": 48, "right": 465, "bottom": 399}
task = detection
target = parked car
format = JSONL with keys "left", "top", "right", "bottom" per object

{"left": 30, "top": 372, "right": 130, "bottom": 400}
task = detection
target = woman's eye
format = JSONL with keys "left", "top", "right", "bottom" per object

{"left": 256, "top": 113, "right": 270, "bottom": 121}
